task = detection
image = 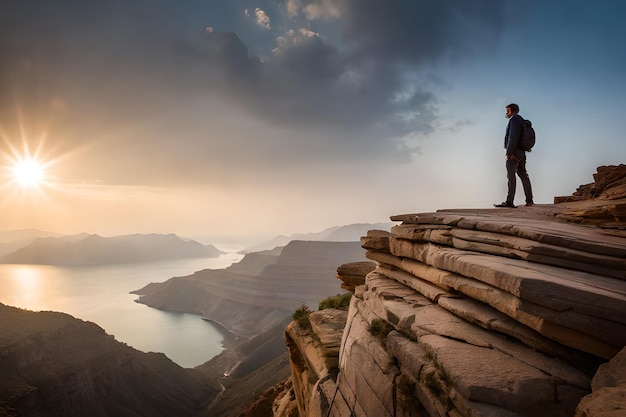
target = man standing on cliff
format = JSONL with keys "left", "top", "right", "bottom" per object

{"left": 494, "top": 103, "right": 534, "bottom": 208}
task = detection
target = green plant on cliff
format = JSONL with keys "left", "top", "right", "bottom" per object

{"left": 368, "top": 318, "right": 394, "bottom": 343}
{"left": 292, "top": 303, "right": 312, "bottom": 327}
{"left": 318, "top": 293, "right": 352, "bottom": 311}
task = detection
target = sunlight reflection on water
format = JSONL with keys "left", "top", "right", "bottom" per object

{"left": 0, "top": 252, "right": 243, "bottom": 368}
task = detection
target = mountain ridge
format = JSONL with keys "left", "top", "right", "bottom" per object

{"left": 0, "top": 233, "right": 223, "bottom": 265}
{"left": 242, "top": 222, "right": 393, "bottom": 253}
{"left": 133, "top": 240, "right": 366, "bottom": 337}
{"left": 0, "top": 302, "right": 218, "bottom": 416}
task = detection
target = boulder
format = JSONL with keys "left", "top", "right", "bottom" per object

{"left": 336, "top": 261, "right": 377, "bottom": 293}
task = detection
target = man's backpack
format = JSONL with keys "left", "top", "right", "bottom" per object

{"left": 520, "top": 119, "right": 536, "bottom": 152}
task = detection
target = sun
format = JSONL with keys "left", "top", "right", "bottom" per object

{"left": 1, "top": 111, "right": 67, "bottom": 195}
{"left": 12, "top": 157, "right": 45, "bottom": 187}
{"left": 2, "top": 136, "right": 57, "bottom": 192}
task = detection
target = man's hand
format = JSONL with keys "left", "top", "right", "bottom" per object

{"left": 506, "top": 154, "right": 518, "bottom": 161}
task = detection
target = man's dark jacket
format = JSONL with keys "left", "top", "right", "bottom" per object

{"left": 504, "top": 114, "right": 525, "bottom": 156}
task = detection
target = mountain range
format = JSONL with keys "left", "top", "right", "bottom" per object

{"left": 242, "top": 222, "right": 393, "bottom": 253}
{"left": 0, "top": 222, "right": 392, "bottom": 266}
{"left": 0, "top": 232, "right": 223, "bottom": 265}
{"left": 0, "top": 302, "right": 217, "bottom": 416}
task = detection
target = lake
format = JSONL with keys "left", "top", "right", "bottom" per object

{"left": 0, "top": 251, "right": 244, "bottom": 368}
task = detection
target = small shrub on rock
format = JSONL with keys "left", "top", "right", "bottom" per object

{"left": 292, "top": 303, "right": 312, "bottom": 327}
{"left": 368, "top": 318, "right": 394, "bottom": 342}
{"left": 318, "top": 293, "right": 352, "bottom": 311}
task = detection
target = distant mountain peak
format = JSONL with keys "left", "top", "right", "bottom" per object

{"left": 0, "top": 233, "right": 223, "bottom": 266}
{"left": 243, "top": 222, "right": 393, "bottom": 253}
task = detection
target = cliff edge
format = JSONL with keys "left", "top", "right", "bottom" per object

{"left": 274, "top": 165, "right": 626, "bottom": 417}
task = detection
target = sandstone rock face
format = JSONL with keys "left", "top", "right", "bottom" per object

{"left": 553, "top": 164, "right": 626, "bottom": 231}
{"left": 281, "top": 166, "right": 626, "bottom": 417}
{"left": 284, "top": 309, "right": 348, "bottom": 417}
{"left": 555, "top": 164, "right": 626, "bottom": 202}
{"left": 381, "top": 213, "right": 626, "bottom": 359}
{"left": 336, "top": 261, "right": 377, "bottom": 293}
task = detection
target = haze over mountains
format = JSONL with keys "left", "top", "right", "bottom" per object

{"left": 0, "top": 224, "right": 375, "bottom": 416}
{"left": 0, "top": 222, "right": 391, "bottom": 266}
{"left": 0, "top": 232, "right": 223, "bottom": 265}
{"left": 243, "top": 222, "right": 393, "bottom": 253}
{"left": 0, "top": 230, "right": 63, "bottom": 259}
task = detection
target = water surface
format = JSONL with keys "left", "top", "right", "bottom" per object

{"left": 0, "top": 252, "right": 243, "bottom": 368}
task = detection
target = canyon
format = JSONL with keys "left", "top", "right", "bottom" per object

{"left": 1, "top": 165, "right": 625, "bottom": 417}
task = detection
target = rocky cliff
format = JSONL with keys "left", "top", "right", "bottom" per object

{"left": 274, "top": 165, "right": 626, "bottom": 417}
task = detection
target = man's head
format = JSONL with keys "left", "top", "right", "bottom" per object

{"left": 505, "top": 103, "right": 519, "bottom": 119}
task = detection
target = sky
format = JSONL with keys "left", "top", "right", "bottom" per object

{"left": 0, "top": 0, "right": 625, "bottom": 245}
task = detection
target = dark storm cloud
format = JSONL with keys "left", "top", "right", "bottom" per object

{"left": 328, "top": 0, "right": 506, "bottom": 64}
{"left": 0, "top": 0, "right": 511, "bottom": 185}
{"left": 210, "top": 0, "right": 509, "bottom": 136}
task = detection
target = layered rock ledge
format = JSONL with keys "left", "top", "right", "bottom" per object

{"left": 277, "top": 165, "right": 626, "bottom": 417}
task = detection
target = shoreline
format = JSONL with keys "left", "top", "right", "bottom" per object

{"left": 131, "top": 295, "right": 245, "bottom": 349}
{"left": 200, "top": 315, "right": 243, "bottom": 347}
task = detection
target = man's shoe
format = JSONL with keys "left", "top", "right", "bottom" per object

{"left": 525, "top": 201, "right": 534, "bottom": 206}
{"left": 494, "top": 202, "right": 517, "bottom": 208}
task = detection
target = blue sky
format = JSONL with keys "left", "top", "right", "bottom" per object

{"left": 0, "top": 0, "right": 624, "bottom": 244}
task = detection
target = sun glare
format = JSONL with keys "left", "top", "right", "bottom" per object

{"left": 1, "top": 108, "right": 67, "bottom": 196}
{"left": 12, "top": 158, "right": 44, "bottom": 187}
{"left": 2, "top": 140, "right": 56, "bottom": 193}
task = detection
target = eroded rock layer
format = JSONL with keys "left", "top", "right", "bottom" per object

{"left": 279, "top": 165, "right": 626, "bottom": 417}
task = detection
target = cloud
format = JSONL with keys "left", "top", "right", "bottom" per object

{"left": 244, "top": 7, "right": 271, "bottom": 30}
{"left": 336, "top": 1, "right": 505, "bottom": 63}
{"left": 287, "top": 0, "right": 341, "bottom": 19}
{"left": 221, "top": 0, "right": 508, "bottom": 143}
{"left": 0, "top": 0, "right": 511, "bottom": 187}
{"left": 255, "top": 8, "right": 271, "bottom": 30}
